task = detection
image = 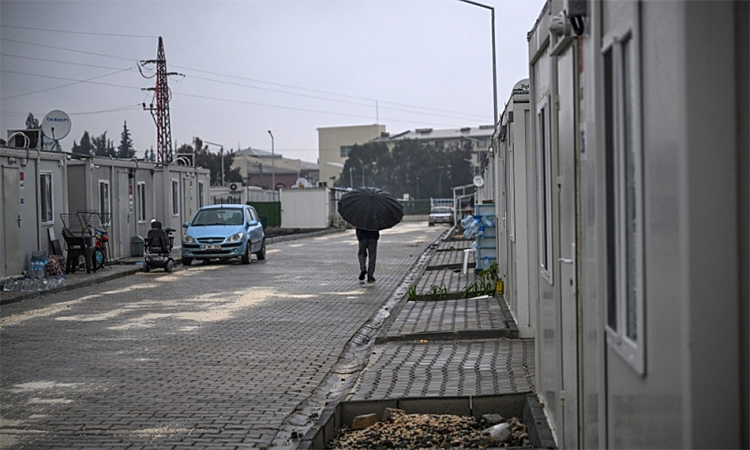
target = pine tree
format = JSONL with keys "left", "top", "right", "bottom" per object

{"left": 117, "top": 121, "right": 135, "bottom": 158}
{"left": 71, "top": 131, "right": 93, "bottom": 155}
{"left": 25, "top": 113, "right": 39, "bottom": 129}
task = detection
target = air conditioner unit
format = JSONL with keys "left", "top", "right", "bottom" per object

{"left": 7, "top": 129, "right": 41, "bottom": 149}
{"left": 229, "top": 182, "right": 239, "bottom": 192}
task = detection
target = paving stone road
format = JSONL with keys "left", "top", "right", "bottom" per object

{"left": 0, "top": 223, "right": 446, "bottom": 449}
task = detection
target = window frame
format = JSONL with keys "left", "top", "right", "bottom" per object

{"left": 171, "top": 178, "right": 180, "bottom": 217}
{"left": 340, "top": 146, "right": 352, "bottom": 158}
{"left": 536, "top": 96, "right": 553, "bottom": 285}
{"left": 136, "top": 181, "right": 147, "bottom": 223}
{"left": 40, "top": 172, "right": 54, "bottom": 224}
{"left": 98, "top": 180, "right": 111, "bottom": 225}
{"left": 602, "top": 12, "right": 646, "bottom": 375}
{"left": 198, "top": 181, "right": 205, "bottom": 208}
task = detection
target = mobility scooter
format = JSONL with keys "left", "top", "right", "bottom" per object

{"left": 144, "top": 220, "right": 175, "bottom": 272}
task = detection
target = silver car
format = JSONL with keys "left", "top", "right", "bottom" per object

{"left": 428, "top": 206, "right": 454, "bottom": 226}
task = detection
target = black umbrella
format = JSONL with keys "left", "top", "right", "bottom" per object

{"left": 338, "top": 187, "right": 404, "bottom": 231}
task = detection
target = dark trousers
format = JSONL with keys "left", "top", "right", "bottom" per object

{"left": 358, "top": 238, "right": 378, "bottom": 278}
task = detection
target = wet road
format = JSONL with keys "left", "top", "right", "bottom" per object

{"left": 0, "top": 223, "right": 444, "bottom": 449}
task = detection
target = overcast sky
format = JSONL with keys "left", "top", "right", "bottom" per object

{"left": 1, "top": 0, "right": 545, "bottom": 164}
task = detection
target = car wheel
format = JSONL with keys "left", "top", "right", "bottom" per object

{"left": 256, "top": 239, "right": 266, "bottom": 260}
{"left": 429, "top": 222, "right": 434, "bottom": 227}
{"left": 241, "top": 244, "right": 251, "bottom": 264}
{"left": 182, "top": 257, "right": 192, "bottom": 266}
{"left": 143, "top": 263, "right": 150, "bottom": 273}
{"left": 166, "top": 260, "right": 175, "bottom": 273}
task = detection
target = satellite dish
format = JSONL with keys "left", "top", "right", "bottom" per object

{"left": 295, "top": 177, "right": 312, "bottom": 188}
{"left": 473, "top": 175, "right": 485, "bottom": 187}
{"left": 41, "top": 110, "right": 71, "bottom": 140}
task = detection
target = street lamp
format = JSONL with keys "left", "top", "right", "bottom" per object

{"left": 204, "top": 140, "right": 224, "bottom": 186}
{"left": 458, "top": 0, "right": 498, "bottom": 124}
{"left": 362, "top": 161, "right": 377, "bottom": 187}
{"left": 267, "top": 130, "right": 275, "bottom": 190}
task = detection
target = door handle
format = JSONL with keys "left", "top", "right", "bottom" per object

{"left": 559, "top": 257, "right": 573, "bottom": 264}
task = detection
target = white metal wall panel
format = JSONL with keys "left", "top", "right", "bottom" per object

{"left": 280, "top": 188, "right": 329, "bottom": 229}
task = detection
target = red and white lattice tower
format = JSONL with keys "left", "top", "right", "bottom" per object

{"left": 140, "top": 37, "right": 182, "bottom": 163}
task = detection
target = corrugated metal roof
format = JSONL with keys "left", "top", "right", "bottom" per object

{"left": 371, "top": 125, "right": 495, "bottom": 143}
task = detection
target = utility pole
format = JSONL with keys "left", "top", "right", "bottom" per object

{"left": 139, "top": 37, "right": 184, "bottom": 164}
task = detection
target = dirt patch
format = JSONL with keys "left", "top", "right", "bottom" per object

{"left": 328, "top": 410, "right": 530, "bottom": 449}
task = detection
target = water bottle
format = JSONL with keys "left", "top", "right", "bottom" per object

{"left": 58, "top": 276, "right": 67, "bottom": 289}
{"left": 49, "top": 276, "right": 59, "bottom": 290}
{"left": 38, "top": 277, "right": 49, "bottom": 291}
{"left": 3, "top": 277, "right": 15, "bottom": 292}
{"left": 21, "top": 276, "right": 32, "bottom": 292}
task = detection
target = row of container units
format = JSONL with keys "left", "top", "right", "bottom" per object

{"left": 0, "top": 145, "right": 210, "bottom": 279}
{"left": 481, "top": 0, "right": 749, "bottom": 448}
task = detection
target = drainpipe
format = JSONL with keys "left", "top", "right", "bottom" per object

{"left": 130, "top": 158, "right": 139, "bottom": 242}
{"left": 35, "top": 147, "right": 41, "bottom": 250}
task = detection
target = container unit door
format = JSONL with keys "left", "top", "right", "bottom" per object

{"left": 114, "top": 170, "right": 129, "bottom": 259}
{"left": 556, "top": 44, "right": 580, "bottom": 449}
{"left": 3, "top": 167, "right": 23, "bottom": 275}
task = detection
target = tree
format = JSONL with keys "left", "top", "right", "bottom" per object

{"left": 179, "top": 137, "right": 243, "bottom": 186}
{"left": 91, "top": 132, "right": 115, "bottom": 157}
{"left": 71, "top": 131, "right": 94, "bottom": 155}
{"left": 336, "top": 140, "right": 472, "bottom": 199}
{"left": 117, "top": 121, "right": 135, "bottom": 159}
{"left": 25, "top": 113, "right": 39, "bottom": 129}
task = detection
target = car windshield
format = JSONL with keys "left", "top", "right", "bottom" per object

{"left": 431, "top": 207, "right": 452, "bottom": 214}
{"left": 192, "top": 209, "right": 244, "bottom": 226}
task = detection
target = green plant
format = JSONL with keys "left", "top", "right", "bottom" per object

{"left": 429, "top": 284, "right": 448, "bottom": 301}
{"left": 463, "top": 262, "right": 500, "bottom": 298}
{"left": 406, "top": 285, "right": 418, "bottom": 301}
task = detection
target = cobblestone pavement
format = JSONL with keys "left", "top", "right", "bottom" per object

{"left": 346, "top": 229, "right": 535, "bottom": 403}
{"left": 349, "top": 339, "right": 535, "bottom": 400}
{"left": 381, "top": 297, "right": 510, "bottom": 340}
{"left": 0, "top": 223, "right": 444, "bottom": 449}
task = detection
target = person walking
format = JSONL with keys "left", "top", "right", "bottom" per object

{"left": 356, "top": 228, "right": 379, "bottom": 282}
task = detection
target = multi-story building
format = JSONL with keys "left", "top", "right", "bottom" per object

{"left": 232, "top": 146, "right": 319, "bottom": 190}
{"left": 371, "top": 125, "right": 495, "bottom": 173}
{"left": 317, "top": 124, "right": 386, "bottom": 186}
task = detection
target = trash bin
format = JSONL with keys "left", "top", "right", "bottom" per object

{"left": 259, "top": 216, "right": 268, "bottom": 230}
{"left": 131, "top": 236, "right": 145, "bottom": 257}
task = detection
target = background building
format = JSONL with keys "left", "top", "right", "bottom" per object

{"left": 317, "top": 124, "right": 386, "bottom": 186}
{"left": 232, "top": 146, "right": 319, "bottom": 190}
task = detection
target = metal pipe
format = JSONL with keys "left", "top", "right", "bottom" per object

{"left": 268, "top": 130, "right": 275, "bottom": 190}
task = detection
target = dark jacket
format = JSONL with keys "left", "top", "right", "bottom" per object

{"left": 356, "top": 228, "right": 380, "bottom": 241}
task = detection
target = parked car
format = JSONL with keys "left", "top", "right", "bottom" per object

{"left": 428, "top": 206, "right": 454, "bottom": 226}
{"left": 181, "top": 204, "right": 266, "bottom": 265}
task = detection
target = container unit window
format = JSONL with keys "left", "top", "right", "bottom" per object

{"left": 603, "top": 23, "right": 645, "bottom": 374}
{"left": 198, "top": 181, "right": 205, "bottom": 208}
{"left": 40, "top": 172, "right": 53, "bottom": 224}
{"left": 99, "top": 180, "right": 111, "bottom": 225}
{"left": 171, "top": 179, "right": 180, "bottom": 216}
{"left": 136, "top": 182, "right": 146, "bottom": 223}
{"left": 536, "top": 98, "right": 553, "bottom": 285}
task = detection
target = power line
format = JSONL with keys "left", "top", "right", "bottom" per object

{"left": 184, "top": 73, "right": 487, "bottom": 122}
{"left": 0, "top": 37, "right": 489, "bottom": 122}
{"left": 1, "top": 24, "right": 158, "bottom": 39}
{"left": 0, "top": 52, "right": 133, "bottom": 71}
{"left": 0, "top": 68, "right": 137, "bottom": 100}
{"left": 0, "top": 37, "right": 135, "bottom": 62}
{"left": 171, "top": 91, "right": 468, "bottom": 128}
{"left": 173, "top": 64, "right": 488, "bottom": 120}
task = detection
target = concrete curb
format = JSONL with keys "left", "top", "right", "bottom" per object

{"left": 0, "top": 266, "right": 142, "bottom": 307}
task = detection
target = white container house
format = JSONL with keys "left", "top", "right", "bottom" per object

{"left": 522, "top": 0, "right": 749, "bottom": 447}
